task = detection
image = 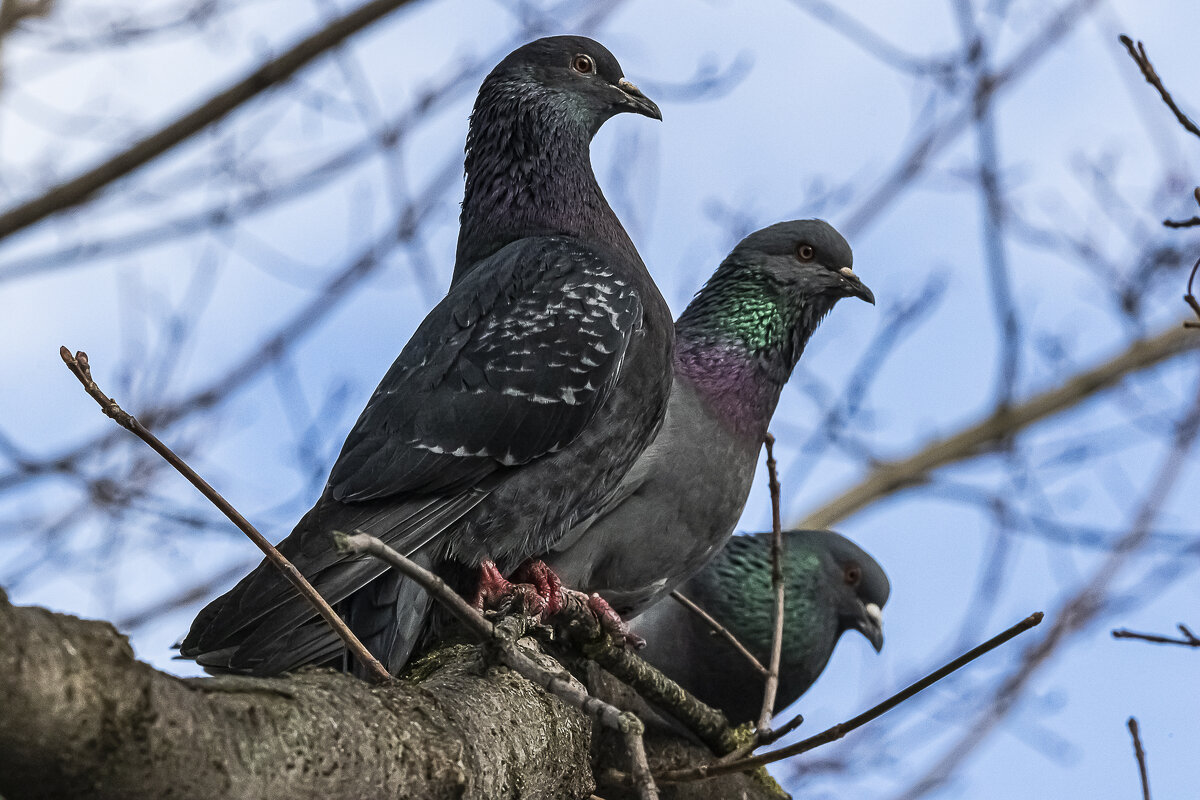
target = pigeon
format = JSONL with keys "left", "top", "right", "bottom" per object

{"left": 631, "top": 529, "right": 888, "bottom": 725}
{"left": 180, "top": 35, "right": 671, "bottom": 676}
{"left": 543, "top": 220, "right": 873, "bottom": 619}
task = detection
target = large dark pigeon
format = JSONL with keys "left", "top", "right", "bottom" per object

{"left": 632, "top": 529, "right": 889, "bottom": 725}
{"left": 180, "top": 36, "right": 671, "bottom": 676}
{"left": 544, "top": 220, "right": 873, "bottom": 618}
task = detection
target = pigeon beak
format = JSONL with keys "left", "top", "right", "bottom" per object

{"left": 837, "top": 266, "right": 875, "bottom": 305}
{"left": 854, "top": 602, "right": 885, "bottom": 652}
{"left": 616, "top": 78, "right": 662, "bottom": 120}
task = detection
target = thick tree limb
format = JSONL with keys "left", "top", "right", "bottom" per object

{"left": 798, "top": 323, "right": 1200, "bottom": 528}
{"left": 0, "top": 0, "right": 422, "bottom": 241}
{"left": 0, "top": 587, "right": 592, "bottom": 800}
{"left": 0, "top": 588, "right": 778, "bottom": 800}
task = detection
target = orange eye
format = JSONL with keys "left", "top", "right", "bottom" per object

{"left": 797, "top": 243, "right": 815, "bottom": 261}
{"left": 572, "top": 54, "right": 595, "bottom": 74}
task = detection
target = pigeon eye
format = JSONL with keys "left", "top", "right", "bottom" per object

{"left": 844, "top": 564, "right": 862, "bottom": 586}
{"left": 572, "top": 54, "right": 596, "bottom": 75}
{"left": 796, "top": 243, "right": 816, "bottom": 262}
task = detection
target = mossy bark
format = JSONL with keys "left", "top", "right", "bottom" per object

{"left": 0, "top": 589, "right": 783, "bottom": 799}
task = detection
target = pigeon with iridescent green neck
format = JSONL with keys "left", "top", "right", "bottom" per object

{"left": 633, "top": 529, "right": 888, "bottom": 724}
{"left": 544, "top": 220, "right": 873, "bottom": 619}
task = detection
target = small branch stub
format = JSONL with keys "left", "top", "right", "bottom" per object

{"left": 1185, "top": 258, "right": 1200, "bottom": 329}
{"left": 1112, "top": 623, "right": 1200, "bottom": 648}
{"left": 1127, "top": 717, "right": 1151, "bottom": 800}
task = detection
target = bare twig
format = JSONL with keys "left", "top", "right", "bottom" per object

{"left": 0, "top": 0, "right": 423, "bottom": 241}
{"left": 715, "top": 712, "right": 805, "bottom": 767}
{"left": 1127, "top": 717, "right": 1151, "bottom": 800}
{"left": 1185, "top": 258, "right": 1200, "bottom": 328}
{"left": 1112, "top": 623, "right": 1200, "bottom": 648}
{"left": 757, "top": 433, "right": 786, "bottom": 733}
{"left": 335, "top": 532, "right": 660, "bottom": 800}
{"left": 670, "top": 590, "right": 768, "bottom": 678}
{"left": 59, "top": 347, "right": 390, "bottom": 683}
{"left": 1118, "top": 35, "right": 1200, "bottom": 140}
{"left": 658, "top": 611, "right": 1044, "bottom": 783}
{"left": 798, "top": 323, "right": 1200, "bottom": 529}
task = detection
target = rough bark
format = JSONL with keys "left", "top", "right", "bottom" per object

{"left": 0, "top": 587, "right": 591, "bottom": 799}
{"left": 0, "top": 589, "right": 780, "bottom": 799}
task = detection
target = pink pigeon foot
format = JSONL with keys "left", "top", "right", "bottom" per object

{"left": 471, "top": 559, "right": 547, "bottom": 616}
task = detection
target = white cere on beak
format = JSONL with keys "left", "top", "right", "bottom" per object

{"left": 864, "top": 602, "right": 883, "bottom": 629}
{"left": 838, "top": 266, "right": 859, "bottom": 280}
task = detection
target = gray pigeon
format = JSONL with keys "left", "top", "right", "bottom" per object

{"left": 180, "top": 36, "right": 671, "bottom": 676}
{"left": 544, "top": 220, "right": 873, "bottom": 618}
{"left": 632, "top": 529, "right": 888, "bottom": 725}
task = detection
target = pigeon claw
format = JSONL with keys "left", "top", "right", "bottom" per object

{"left": 472, "top": 559, "right": 550, "bottom": 617}
{"left": 511, "top": 560, "right": 566, "bottom": 616}
{"left": 585, "top": 591, "right": 644, "bottom": 649}
{"left": 471, "top": 559, "right": 513, "bottom": 610}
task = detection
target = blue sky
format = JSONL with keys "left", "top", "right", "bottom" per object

{"left": 2, "top": 1, "right": 1199, "bottom": 797}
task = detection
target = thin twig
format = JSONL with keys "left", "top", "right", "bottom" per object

{"left": 1118, "top": 35, "right": 1200, "bottom": 139}
{"left": 657, "top": 611, "right": 1044, "bottom": 782}
{"left": 1127, "top": 717, "right": 1151, "bottom": 800}
{"left": 335, "top": 532, "right": 660, "bottom": 800}
{"left": 59, "top": 347, "right": 390, "bottom": 682}
{"left": 0, "top": 0, "right": 422, "bottom": 241}
{"left": 670, "top": 591, "right": 768, "bottom": 678}
{"left": 1185, "top": 257, "right": 1200, "bottom": 329}
{"left": 757, "top": 433, "right": 786, "bottom": 733}
{"left": 714, "top": 712, "right": 805, "bottom": 766}
{"left": 1112, "top": 623, "right": 1200, "bottom": 648}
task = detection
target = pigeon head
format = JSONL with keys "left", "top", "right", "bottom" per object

{"left": 455, "top": 36, "right": 660, "bottom": 278}
{"left": 686, "top": 529, "right": 888, "bottom": 683}
{"left": 488, "top": 36, "right": 661, "bottom": 128}
{"left": 726, "top": 220, "right": 874, "bottom": 308}
{"left": 675, "top": 219, "right": 872, "bottom": 435}
{"left": 800, "top": 529, "right": 889, "bottom": 653}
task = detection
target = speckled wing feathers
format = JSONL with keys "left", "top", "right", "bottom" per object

{"left": 329, "top": 236, "right": 640, "bottom": 502}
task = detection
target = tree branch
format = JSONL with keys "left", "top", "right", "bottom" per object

{"left": 658, "top": 611, "right": 1044, "bottom": 783}
{"left": 0, "top": 0, "right": 422, "bottom": 242}
{"left": 0, "top": 587, "right": 594, "bottom": 800}
{"left": 797, "top": 323, "right": 1200, "bottom": 529}
{"left": 1127, "top": 717, "right": 1151, "bottom": 800}
{"left": 757, "top": 433, "right": 785, "bottom": 733}
{"left": 670, "top": 590, "right": 768, "bottom": 678}
{"left": 1118, "top": 35, "right": 1200, "bottom": 140}
{"left": 1112, "top": 623, "right": 1200, "bottom": 648}
{"left": 335, "top": 532, "right": 660, "bottom": 800}
{"left": 60, "top": 346, "right": 390, "bottom": 682}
